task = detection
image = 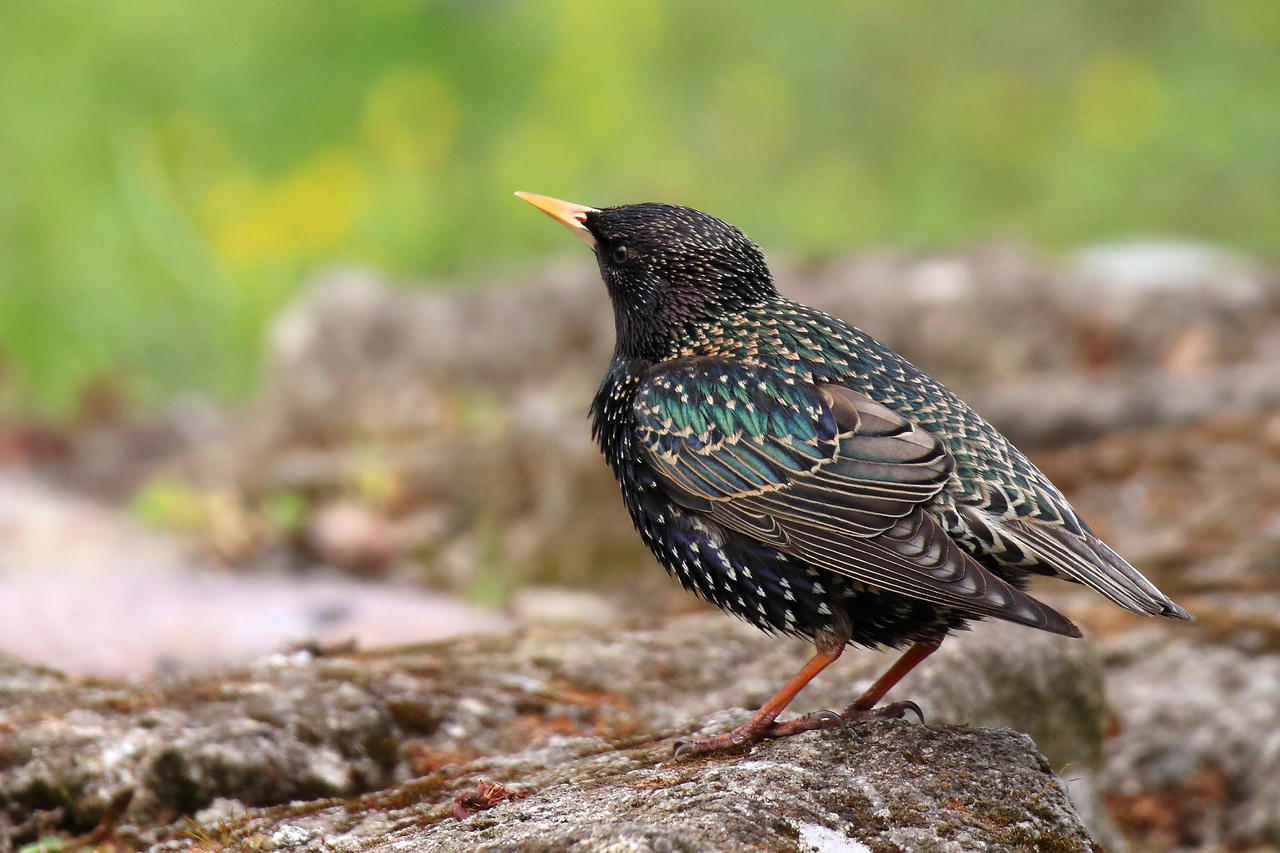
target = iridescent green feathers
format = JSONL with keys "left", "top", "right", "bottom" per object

{"left": 634, "top": 358, "right": 835, "bottom": 496}
{"left": 634, "top": 358, "right": 1082, "bottom": 636}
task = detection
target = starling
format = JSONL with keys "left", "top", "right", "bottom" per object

{"left": 516, "top": 192, "right": 1192, "bottom": 757}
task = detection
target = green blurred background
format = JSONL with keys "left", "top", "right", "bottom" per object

{"left": 2, "top": 0, "right": 1278, "bottom": 414}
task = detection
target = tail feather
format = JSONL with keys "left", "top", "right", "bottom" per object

{"left": 1000, "top": 519, "right": 1193, "bottom": 621}
{"left": 1088, "top": 535, "right": 1194, "bottom": 620}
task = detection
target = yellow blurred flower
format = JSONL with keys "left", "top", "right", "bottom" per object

{"left": 204, "top": 149, "right": 368, "bottom": 266}
{"left": 1074, "top": 52, "right": 1164, "bottom": 151}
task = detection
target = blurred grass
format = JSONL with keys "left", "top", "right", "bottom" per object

{"left": 2, "top": 0, "right": 1279, "bottom": 414}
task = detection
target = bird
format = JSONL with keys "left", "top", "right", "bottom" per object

{"left": 515, "top": 192, "right": 1192, "bottom": 757}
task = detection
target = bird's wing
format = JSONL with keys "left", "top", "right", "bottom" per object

{"left": 633, "top": 359, "right": 1080, "bottom": 636}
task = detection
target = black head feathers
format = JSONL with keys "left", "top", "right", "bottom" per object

{"left": 583, "top": 203, "right": 777, "bottom": 360}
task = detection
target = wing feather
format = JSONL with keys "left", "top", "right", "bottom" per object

{"left": 633, "top": 360, "right": 1081, "bottom": 637}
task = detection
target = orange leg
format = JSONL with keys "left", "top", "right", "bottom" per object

{"left": 673, "top": 645, "right": 844, "bottom": 758}
{"left": 673, "top": 640, "right": 943, "bottom": 758}
{"left": 849, "top": 639, "right": 940, "bottom": 711}
{"left": 764, "top": 640, "right": 941, "bottom": 740}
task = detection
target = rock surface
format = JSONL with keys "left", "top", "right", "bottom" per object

{"left": 167, "top": 725, "right": 1096, "bottom": 853}
{"left": 1101, "top": 629, "right": 1280, "bottom": 850}
{"left": 0, "top": 615, "right": 1105, "bottom": 851}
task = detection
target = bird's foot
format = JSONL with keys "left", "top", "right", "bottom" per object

{"left": 672, "top": 701, "right": 923, "bottom": 759}
{"left": 672, "top": 714, "right": 780, "bottom": 759}
{"left": 764, "top": 699, "right": 923, "bottom": 739}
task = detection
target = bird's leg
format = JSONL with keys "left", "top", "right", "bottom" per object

{"left": 845, "top": 639, "right": 939, "bottom": 714}
{"left": 672, "top": 644, "right": 844, "bottom": 758}
{"left": 763, "top": 639, "right": 941, "bottom": 738}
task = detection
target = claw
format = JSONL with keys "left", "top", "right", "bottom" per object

{"left": 672, "top": 740, "right": 694, "bottom": 759}
{"left": 896, "top": 700, "right": 925, "bottom": 724}
{"left": 815, "top": 709, "right": 847, "bottom": 730}
{"left": 843, "top": 699, "right": 926, "bottom": 724}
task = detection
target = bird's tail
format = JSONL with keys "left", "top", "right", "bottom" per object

{"left": 1000, "top": 519, "right": 1193, "bottom": 621}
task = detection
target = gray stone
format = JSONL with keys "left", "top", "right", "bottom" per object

{"left": 1102, "top": 630, "right": 1280, "bottom": 848}
{"left": 0, "top": 615, "right": 1105, "bottom": 850}
{"left": 157, "top": 724, "right": 1097, "bottom": 853}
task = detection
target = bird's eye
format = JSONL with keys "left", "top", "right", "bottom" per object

{"left": 610, "top": 244, "right": 631, "bottom": 264}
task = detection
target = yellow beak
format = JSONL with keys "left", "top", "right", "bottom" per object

{"left": 514, "top": 191, "right": 599, "bottom": 248}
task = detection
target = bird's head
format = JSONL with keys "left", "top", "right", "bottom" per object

{"left": 517, "top": 193, "right": 777, "bottom": 360}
